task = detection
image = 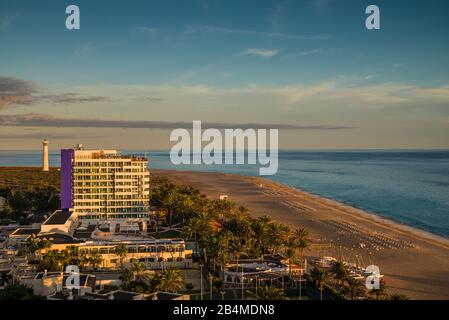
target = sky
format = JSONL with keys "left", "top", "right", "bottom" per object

{"left": 0, "top": 0, "right": 449, "bottom": 150}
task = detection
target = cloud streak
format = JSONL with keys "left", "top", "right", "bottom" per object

{"left": 0, "top": 113, "right": 356, "bottom": 130}
{"left": 284, "top": 49, "right": 322, "bottom": 58}
{"left": 0, "top": 76, "right": 37, "bottom": 109}
{"left": 242, "top": 48, "right": 279, "bottom": 58}
{"left": 184, "top": 25, "right": 329, "bottom": 40}
{"left": 0, "top": 132, "right": 96, "bottom": 139}
{"left": 0, "top": 76, "right": 109, "bottom": 110}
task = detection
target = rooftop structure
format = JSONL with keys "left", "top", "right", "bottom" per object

{"left": 41, "top": 209, "right": 79, "bottom": 234}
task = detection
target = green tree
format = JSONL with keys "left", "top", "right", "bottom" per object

{"left": 119, "top": 267, "right": 134, "bottom": 291}
{"left": 284, "top": 245, "right": 297, "bottom": 276}
{"left": 0, "top": 201, "right": 13, "bottom": 219}
{"left": 0, "top": 284, "right": 45, "bottom": 300}
{"left": 367, "top": 279, "right": 389, "bottom": 300}
{"left": 266, "top": 222, "right": 289, "bottom": 254}
{"left": 389, "top": 293, "right": 410, "bottom": 300}
{"left": 130, "top": 261, "right": 147, "bottom": 280}
{"left": 330, "top": 261, "right": 350, "bottom": 286}
{"left": 114, "top": 243, "right": 128, "bottom": 268}
{"left": 153, "top": 209, "right": 167, "bottom": 233}
{"left": 9, "top": 191, "right": 30, "bottom": 220}
{"left": 247, "top": 286, "right": 286, "bottom": 300}
{"left": 88, "top": 249, "right": 103, "bottom": 270}
{"left": 309, "top": 266, "right": 330, "bottom": 300}
{"left": 152, "top": 267, "right": 184, "bottom": 293}
{"left": 344, "top": 276, "right": 367, "bottom": 300}
{"left": 291, "top": 227, "right": 311, "bottom": 261}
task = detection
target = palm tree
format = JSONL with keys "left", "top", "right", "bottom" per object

{"left": 25, "top": 235, "right": 51, "bottom": 259}
{"left": 0, "top": 201, "right": 13, "bottom": 219}
{"left": 232, "top": 240, "right": 248, "bottom": 264}
{"left": 153, "top": 209, "right": 167, "bottom": 233}
{"left": 77, "top": 250, "right": 89, "bottom": 270}
{"left": 66, "top": 246, "right": 81, "bottom": 266}
{"left": 39, "top": 249, "right": 63, "bottom": 272}
{"left": 216, "top": 231, "right": 233, "bottom": 271}
{"left": 292, "top": 227, "right": 311, "bottom": 261}
{"left": 247, "top": 286, "right": 286, "bottom": 300}
{"left": 114, "top": 243, "right": 128, "bottom": 268}
{"left": 389, "top": 293, "right": 410, "bottom": 300}
{"left": 162, "top": 189, "right": 178, "bottom": 226}
{"left": 284, "top": 244, "right": 297, "bottom": 276}
{"left": 309, "top": 266, "right": 330, "bottom": 300}
{"left": 88, "top": 250, "right": 103, "bottom": 270}
{"left": 330, "top": 261, "right": 350, "bottom": 286}
{"left": 367, "top": 279, "right": 389, "bottom": 300}
{"left": 266, "top": 222, "right": 289, "bottom": 254}
{"left": 119, "top": 267, "right": 134, "bottom": 290}
{"left": 179, "top": 194, "right": 193, "bottom": 222}
{"left": 344, "top": 276, "right": 367, "bottom": 300}
{"left": 130, "top": 261, "right": 147, "bottom": 280}
{"left": 184, "top": 213, "right": 213, "bottom": 259}
{"left": 152, "top": 267, "right": 184, "bottom": 293}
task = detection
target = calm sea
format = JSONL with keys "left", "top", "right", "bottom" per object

{"left": 1, "top": 150, "right": 449, "bottom": 237}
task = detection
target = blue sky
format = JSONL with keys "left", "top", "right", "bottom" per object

{"left": 1, "top": 0, "right": 449, "bottom": 149}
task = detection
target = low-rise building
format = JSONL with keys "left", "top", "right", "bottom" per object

{"left": 40, "top": 236, "right": 194, "bottom": 270}
{"left": 40, "top": 210, "right": 79, "bottom": 234}
{"left": 221, "top": 256, "right": 291, "bottom": 287}
{"left": 13, "top": 271, "right": 97, "bottom": 297}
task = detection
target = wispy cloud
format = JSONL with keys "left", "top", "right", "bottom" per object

{"left": 242, "top": 48, "right": 279, "bottom": 58}
{"left": 184, "top": 25, "right": 329, "bottom": 40}
{"left": 0, "top": 76, "right": 108, "bottom": 110}
{"left": 0, "top": 76, "right": 37, "bottom": 110}
{"left": 284, "top": 48, "right": 322, "bottom": 58}
{"left": 0, "top": 132, "right": 96, "bottom": 139}
{"left": 0, "top": 113, "right": 355, "bottom": 130}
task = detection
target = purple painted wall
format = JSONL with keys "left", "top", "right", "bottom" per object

{"left": 60, "top": 149, "right": 74, "bottom": 210}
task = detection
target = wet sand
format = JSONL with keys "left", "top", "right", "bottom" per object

{"left": 153, "top": 169, "right": 449, "bottom": 300}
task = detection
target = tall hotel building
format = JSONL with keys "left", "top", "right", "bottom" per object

{"left": 61, "top": 145, "right": 150, "bottom": 221}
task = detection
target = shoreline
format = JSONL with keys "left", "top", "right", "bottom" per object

{"left": 252, "top": 176, "right": 449, "bottom": 248}
{"left": 152, "top": 169, "right": 449, "bottom": 299}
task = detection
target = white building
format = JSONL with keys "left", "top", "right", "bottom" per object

{"left": 61, "top": 146, "right": 150, "bottom": 222}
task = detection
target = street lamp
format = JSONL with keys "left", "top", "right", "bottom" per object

{"left": 241, "top": 266, "right": 244, "bottom": 300}
{"left": 200, "top": 264, "right": 203, "bottom": 300}
{"left": 210, "top": 276, "right": 213, "bottom": 300}
{"left": 255, "top": 275, "right": 258, "bottom": 297}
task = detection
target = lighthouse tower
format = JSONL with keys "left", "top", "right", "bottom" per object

{"left": 42, "top": 139, "right": 49, "bottom": 171}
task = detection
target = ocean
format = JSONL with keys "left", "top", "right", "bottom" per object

{"left": 1, "top": 150, "right": 449, "bottom": 237}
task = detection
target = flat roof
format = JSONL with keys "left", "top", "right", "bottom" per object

{"left": 43, "top": 210, "right": 72, "bottom": 225}
{"left": 10, "top": 228, "right": 41, "bottom": 236}
{"left": 37, "top": 233, "right": 84, "bottom": 244}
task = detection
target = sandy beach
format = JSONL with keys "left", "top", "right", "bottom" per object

{"left": 153, "top": 169, "right": 449, "bottom": 300}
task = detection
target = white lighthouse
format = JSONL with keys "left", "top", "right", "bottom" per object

{"left": 42, "top": 139, "right": 49, "bottom": 171}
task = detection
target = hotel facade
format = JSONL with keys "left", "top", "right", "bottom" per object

{"left": 61, "top": 145, "right": 150, "bottom": 221}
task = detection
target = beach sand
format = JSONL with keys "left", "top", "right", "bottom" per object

{"left": 153, "top": 169, "right": 449, "bottom": 300}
